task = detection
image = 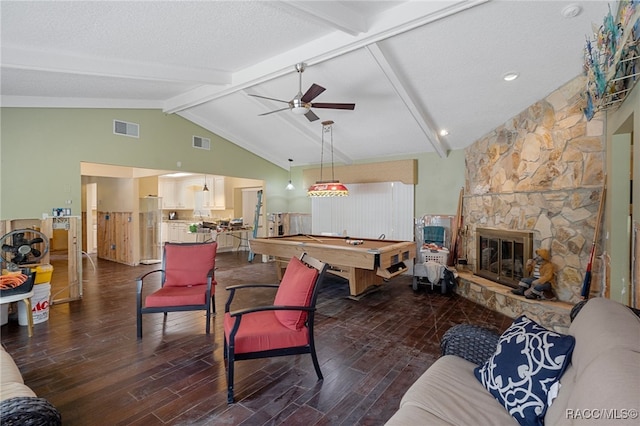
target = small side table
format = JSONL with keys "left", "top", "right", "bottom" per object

{"left": 0, "top": 290, "right": 35, "bottom": 337}
{"left": 440, "top": 323, "right": 501, "bottom": 365}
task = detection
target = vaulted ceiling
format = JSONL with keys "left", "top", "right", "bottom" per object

{"left": 1, "top": 1, "right": 610, "bottom": 170}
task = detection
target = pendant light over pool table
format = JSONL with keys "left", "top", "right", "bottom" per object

{"left": 307, "top": 120, "right": 348, "bottom": 197}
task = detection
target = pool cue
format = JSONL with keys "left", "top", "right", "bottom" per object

{"left": 304, "top": 235, "right": 324, "bottom": 243}
{"left": 449, "top": 187, "right": 464, "bottom": 266}
{"left": 580, "top": 181, "right": 607, "bottom": 300}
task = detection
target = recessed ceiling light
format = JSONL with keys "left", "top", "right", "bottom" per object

{"left": 439, "top": 129, "right": 449, "bottom": 136}
{"left": 502, "top": 72, "right": 519, "bottom": 82}
{"left": 561, "top": 4, "right": 582, "bottom": 18}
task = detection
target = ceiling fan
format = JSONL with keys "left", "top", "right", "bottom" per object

{"left": 249, "top": 63, "right": 355, "bottom": 122}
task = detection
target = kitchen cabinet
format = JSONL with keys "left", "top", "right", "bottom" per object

{"left": 164, "top": 221, "right": 201, "bottom": 243}
{"left": 167, "top": 222, "right": 184, "bottom": 243}
{"left": 161, "top": 222, "right": 168, "bottom": 244}
{"left": 196, "top": 176, "right": 225, "bottom": 210}
{"left": 216, "top": 230, "right": 250, "bottom": 252}
{"left": 158, "top": 178, "right": 197, "bottom": 209}
{"left": 159, "top": 179, "right": 177, "bottom": 209}
{"left": 212, "top": 177, "right": 225, "bottom": 210}
{"left": 183, "top": 229, "right": 198, "bottom": 243}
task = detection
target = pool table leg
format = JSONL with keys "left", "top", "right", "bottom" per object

{"left": 348, "top": 267, "right": 384, "bottom": 299}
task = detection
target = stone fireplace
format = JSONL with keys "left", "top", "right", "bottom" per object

{"left": 475, "top": 227, "right": 533, "bottom": 289}
{"left": 452, "top": 75, "right": 606, "bottom": 332}
{"left": 461, "top": 75, "right": 605, "bottom": 305}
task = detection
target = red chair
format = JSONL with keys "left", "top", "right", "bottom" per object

{"left": 224, "top": 253, "right": 328, "bottom": 403}
{"left": 136, "top": 241, "right": 217, "bottom": 339}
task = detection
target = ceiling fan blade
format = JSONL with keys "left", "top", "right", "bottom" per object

{"left": 248, "top": 93, "right": 290, "bottom": 104}
{"left": 304, "top": 110, "right": 320, "bottom": 122}
{"left": 258, "top": 107, "right": 291, "bottom": 116}
{"left": 301, "top": 84, "right": 326, "bottom": 103}
{"left": 311, "top": 102, "right": 356, "bottom": 110}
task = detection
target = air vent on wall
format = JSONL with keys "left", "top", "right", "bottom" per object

{"left": 113, "top": 120, "right": 139, "bottom": 138}
{"left": 193, "top": 136, "right": 211, "bottom": 150}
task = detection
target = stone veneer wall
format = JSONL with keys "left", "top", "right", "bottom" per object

{"left": 463, "top": 76, "right": 605, "bottom": 303}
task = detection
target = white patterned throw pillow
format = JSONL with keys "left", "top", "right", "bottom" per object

{"left": 474, "top": 315, "right": 575, "bottom": 426}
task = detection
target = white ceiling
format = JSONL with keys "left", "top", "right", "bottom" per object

{"left": 1, "top": 1, "right": 610, "bottom": 170}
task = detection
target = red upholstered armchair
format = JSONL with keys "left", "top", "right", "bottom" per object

{"left": 224, "top": 253, "right": 328, "bottom": 403}
{"left": 136, "top": 241, "right": 217, "bottom": 339}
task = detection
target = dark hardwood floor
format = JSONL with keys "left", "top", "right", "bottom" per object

{"left": 1, "top": 250, "right": 512, "bottom": 425}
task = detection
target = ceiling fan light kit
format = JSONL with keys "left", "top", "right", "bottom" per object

{"left": 308, "top": 120, "right": 348, "bottom": 197}
{"left": 249, "top": 63, "right": 355, "bottom": 122}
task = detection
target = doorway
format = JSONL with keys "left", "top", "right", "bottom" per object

{"left": 611, "top": 114, "right": 634, "bottom": 305}
{"left": 84, "top": 183, "right": 98, "bottom": 254}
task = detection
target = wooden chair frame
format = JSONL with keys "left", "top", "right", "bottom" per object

{"left": 136, "top": 242, "right": 216, "bottom": 339}
{"left": 224, "top": 253, "right": 328, "bottom": 403}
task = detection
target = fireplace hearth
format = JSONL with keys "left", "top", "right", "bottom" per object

{"left": 475, "top": 227, "right": 534, "bottom": 288}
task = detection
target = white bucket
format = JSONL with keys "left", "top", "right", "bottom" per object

{"left": 18, "top": 283, "right": 51, "bottom": 326}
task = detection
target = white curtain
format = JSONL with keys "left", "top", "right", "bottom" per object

{"left": 311, "top": 182, "right": 414, "bottom": 241}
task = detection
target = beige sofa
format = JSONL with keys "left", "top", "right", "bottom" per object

{"left": 0, "top": 345, "right": 61, "bottom": 425}
{"left": 386, "top": 297, "right": 640, "bottom": 425}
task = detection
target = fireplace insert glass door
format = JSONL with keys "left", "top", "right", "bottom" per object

{"left": 476, "top": 228, "right": 533, "bottom": 288}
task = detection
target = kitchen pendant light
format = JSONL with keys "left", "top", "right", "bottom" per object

{"left": 286, "top": 158, "right": 295, "bottom": 190}
{"left": 202, "top": 175, "right": 209, "bottom": 192}
{"left": 308, "top": 120, "right": 348, "bottom": 197}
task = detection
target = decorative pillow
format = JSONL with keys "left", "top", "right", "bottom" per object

{"left": 474, "top": 315, "right": 575, "bottom": 426}
{"left": 164, "top": 242, "right": 217, "bottom": 287}
{"left": 273, "top": 257, "right": 318, "bottom": 331}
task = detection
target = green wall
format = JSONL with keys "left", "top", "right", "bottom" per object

{"left": 1, "top": 107, "right": 466, "bottom": 223}
{"left": 0, "top": 108, "right": 289, "bottom": 219}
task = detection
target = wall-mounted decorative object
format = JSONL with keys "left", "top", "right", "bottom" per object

{"left": 583, "top": 0, "right": 639, "bottom": 120}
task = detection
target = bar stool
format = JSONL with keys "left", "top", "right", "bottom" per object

{"left": 0, "top": 290, "right": 35, "bottom": 337}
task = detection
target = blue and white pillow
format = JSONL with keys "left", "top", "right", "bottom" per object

{"left": 474, "top": 315, "right": 575, "bottom": 426}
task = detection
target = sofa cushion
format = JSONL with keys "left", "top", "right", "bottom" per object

{"left": 568, "top": 297, "right": 640, "bottom": 378}
{"left": 545, "top": 298, "right": 640, "bottom": 425}
{"left": 385, "top": 403, "right": 456, "bottom": 425}
{"left": 0, "top": 347, "right": 37, "bottom": 401}
{"left": 474, "top": 315, "right": 575, "bottom": 426}
{"left": 397, "top": 355, "right": 517, "bottom": 425}
{"left": 546, "top": 350, "right": 640, "bottom": 425}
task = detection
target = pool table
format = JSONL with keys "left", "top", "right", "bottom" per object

{"left": 249, "top": 234, "right": 416, "bottom": 299}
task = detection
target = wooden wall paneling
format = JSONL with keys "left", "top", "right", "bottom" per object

{"left": 115, "top": 213, "right": 124, "bottom": 263}
{"left": 97, "top": 211, "right": 116, "bottom": 262}
{"left": 115, "top": 212, "right": 133, "bottom": 265}
{"left": 303, "top": 159, "right": 417, "bottom": 186}
{"left": 96, "top": 211, "right": 133, "bottom": 265}
{"left": 66, "top": 217, "right": 81, "bottom": 299}
{"left": 81, "top": 211, "right": 87, "bottom": 252}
